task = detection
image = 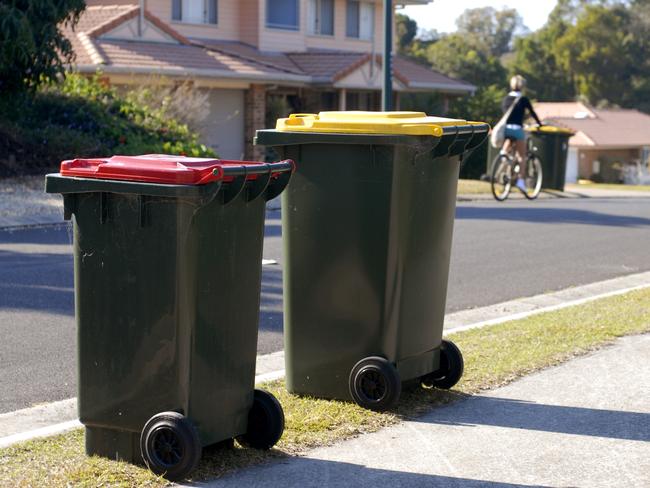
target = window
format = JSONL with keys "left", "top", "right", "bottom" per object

{"left": 266, "top": 0, "right": 300, "bottom": 30}
{"left": 308, "top": 0, "right": 334, "bottom": 36}
{"left": 346, "top": 1, "right": 374, "bottom": 40}
{"left": 172, "top": 0, "right": 217, "bottom": 24}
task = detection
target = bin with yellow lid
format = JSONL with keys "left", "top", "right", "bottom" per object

{"left": 255, "top": 111, "right": 489, "bottom": 411}
{"left": 526, "top": 125, "right": 576, "bottom": 191}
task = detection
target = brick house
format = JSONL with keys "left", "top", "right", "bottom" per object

{"left": 66, "top": 0, "right": 475, "bottom": 160}
{"left": 534, "top": 102, "right": 650, "bottom": 184}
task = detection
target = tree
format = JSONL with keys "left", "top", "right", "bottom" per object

{"left": 455, "top": 6, "right": 524, "bottom": 57}
{"left": 555, "top": 5, "right": 634, "bottom": 106}
{"left": 0, "top": 0, "right": 85, "bottom": 93}
{"left": 396, "top": 13, "right": 417, "bottom": 54}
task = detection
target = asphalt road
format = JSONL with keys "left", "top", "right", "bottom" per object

{"left": 2, "top": 197, "right": 650, "bottom": 413}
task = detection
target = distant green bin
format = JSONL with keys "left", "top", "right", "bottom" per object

{"left": 256, "top": 112, "right": 489, "bottom": 411}
{"left": 526, "top": 126, "right": 575, "bottom": 191}
{"left": 45, "top": 155, "right": 293, "bottom": 480}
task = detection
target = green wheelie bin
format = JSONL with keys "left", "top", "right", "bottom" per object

{"left": 45, "top": 154, "right": 294, "bottom": 481}
{"left": 256, "top": 111, "right": 489, "bottom": 411}
{"left": 526, "top": 126, "right": 575, "bottom": 191}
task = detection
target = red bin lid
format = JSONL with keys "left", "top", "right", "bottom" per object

{"left": 60, "top": 154, "right": 263, "bottom": 185}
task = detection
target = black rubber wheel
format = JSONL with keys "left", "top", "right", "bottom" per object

{"left": 349, "top": 356, "right": 401, "bottom": 411}
{"left": 421, "top": 340, "right": 464, "bottom": 390}
{"left": 491, "top": 154, "right": 513, "bottom": 201}
{"left": 140, "top": 411, "right": 202, "bottom": 481}
{"left": 236, "top": 389, "right": 284, "bottom": 450}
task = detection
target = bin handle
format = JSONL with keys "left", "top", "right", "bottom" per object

{"left": 212, "top": 160, "right": 295, "bottom": 204}
{"left": 265, "top": 159, "right": 295, "bottom": 202}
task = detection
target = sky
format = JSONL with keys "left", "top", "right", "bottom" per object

{"left": 400, "top": 0, "right": 558, "bottom": 34}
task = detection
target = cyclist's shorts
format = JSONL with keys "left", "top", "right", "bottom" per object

{"left": 505, "top": 124, "right": 525, "bottom": 141}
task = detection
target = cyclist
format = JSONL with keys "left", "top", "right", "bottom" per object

{"left": 501, "top": 75, "right": 543, "bottom": 192}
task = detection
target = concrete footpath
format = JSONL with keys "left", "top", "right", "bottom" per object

{"left": 200, "top": 334, "right": 650, "bottom": 488}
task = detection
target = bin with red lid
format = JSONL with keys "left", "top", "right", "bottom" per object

{"left": 45, "top": 154, "right": 294, "bottom": 481}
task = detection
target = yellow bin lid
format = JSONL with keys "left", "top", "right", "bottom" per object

{"left": 275, "top": 111, "right": 469, "bottom": 137}
{"left": 526, "top": 125, "right": 575, "bottom": 135}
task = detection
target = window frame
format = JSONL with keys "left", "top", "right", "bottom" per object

{"left": 266, "top": 0, "right": 300, "bottom": 31}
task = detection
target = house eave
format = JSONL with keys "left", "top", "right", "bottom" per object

{"left": 407, "top": 81, "right": 476, "bottom": 94}
{"left": 74, "top": 64, "right": 311, "bottom": 86}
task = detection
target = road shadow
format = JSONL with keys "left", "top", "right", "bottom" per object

{"left": 194, "top": 454, "right": 552, "bottom": 487}
{"left": 0, "top": 250, "right": 74, "bottom": 315}
{"left": 414, "top": 395, "right": 650, "bottom": 442}
{"left": 0, "top": 223, "right": 72, "bottom": 245}
{"left": 456, "top": 206, "right": 650, "bottom": 228}
{"left": 264, "top": 221, "right": 282, "bottom": 238}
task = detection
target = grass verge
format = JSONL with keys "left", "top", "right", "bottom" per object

{"left": 567, "top": 182, "right": 650, "bottom": 192}
{"left": 457, "top": 179, "right": 492, "bottom": 194}
{"left": 2, "top": 288, "right": 649, "bottom": 487}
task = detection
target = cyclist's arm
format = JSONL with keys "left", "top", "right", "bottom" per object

{"left": 523, "top": 98, "right": 543, "bottom": 126}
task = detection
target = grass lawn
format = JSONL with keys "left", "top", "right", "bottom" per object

{"left": 567, "top": 182, "right": 650, "bottom": 192}
{"left": 457, "top": 179, "right": 491, "bottom": 194}
{"left": 1, "top": 288, "right": 649, "bottom": 487}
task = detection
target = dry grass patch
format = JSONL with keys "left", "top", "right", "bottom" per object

{"left": 567, "top": 182, "right": 650, "bottom": 192}
{"left": 1, "top": 288, "right": 649, "bottom": 487}
{"left": 457, "top": 179, "right": 492, "bottom": 194}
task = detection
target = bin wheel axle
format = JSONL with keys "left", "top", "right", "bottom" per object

{"left": 140, "top": 411, "right": 202, "bottom": 481}
{"left": 349, "top": 356, "right": 401, "bottom": 411}
{"left": 236, "top": 389, "right": 285, "bottom": 450}
{"left": 421, "top": 339, "right": 464, "bottom": 390}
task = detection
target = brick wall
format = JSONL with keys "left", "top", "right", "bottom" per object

{"left": 244, "top": 84, "right": 266, "bottom": 161}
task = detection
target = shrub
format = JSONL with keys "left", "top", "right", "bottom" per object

{"left": 0, "top": 73, "right": 215, "bottom": 176}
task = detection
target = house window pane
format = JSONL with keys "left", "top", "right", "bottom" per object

{"left": 207, "top": 0, "right": 217, "bottom": 24}
{"left": 267, "top": 0, "right": 300, "bottom": 30}
{"left": 346, "top": 1, "right": 359, "bottom": 38}
{"left": 309, "top": 0, "right": 334, "bottom": 35}
{"left": 176, "top": 0, "right": 217, "bottom": 24}
{"left": 183, "top": 0, "right": 204, "bottom": 23}
{"left": 320, "top": 0, "right": 334, "bottom": 35}
{"left": 359, "top": 2, "right": 373, "bottom": 40}
{"left": 172, "top": 0, "right": 182, "bottom": 21}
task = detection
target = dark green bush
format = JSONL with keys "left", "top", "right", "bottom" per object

{"left": 0, "top": 73, "right": 215, "bottom": 176}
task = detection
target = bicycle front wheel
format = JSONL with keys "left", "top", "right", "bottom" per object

{"left": 522, "top": 156, "right": 543, "bottom": 200}
{"left": 491, "top": 154, "right": 512, "bottom": 201}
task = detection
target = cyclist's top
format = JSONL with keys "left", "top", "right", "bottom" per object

{"left": 502, "top": 91, "right": 542, "bottom": 127}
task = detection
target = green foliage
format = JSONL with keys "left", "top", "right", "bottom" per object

{"left": 0, "top": 0, "right": 85, "bottom": 93}
{"left": 396, "top": 13, "right": 417, "bottom": 54}
{"left": 0, "top": 73, "right": 215, "bottom": 175}
{"left": 455, "top": 6, "right": 524, "bottom": 57}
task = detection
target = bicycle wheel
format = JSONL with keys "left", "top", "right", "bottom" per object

{"left": 522, "top": 155, "right": 543, "bottom": 200}
{"left": 491, "top": 154, "right": 513, "bottom": 201}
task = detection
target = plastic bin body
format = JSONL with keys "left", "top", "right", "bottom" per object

{"left": 527, "top": 127, "right": 575, "bottom": 191}
{"left": 256, "top": 112, "right": 488, "bottom": 401}
{"left": 45, "top": 156, "right": 292, "bottom": 462}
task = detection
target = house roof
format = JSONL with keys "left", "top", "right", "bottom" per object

{"left": 64, "top": 5, "right": 473, "bottom": 93}
{"left": 534, "top": 102, "right": 650, "bottom": 149}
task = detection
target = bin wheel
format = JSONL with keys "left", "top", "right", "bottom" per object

{"left": 421, "top": 340, "right": 464, "bottom": 390}
{"left": 349, "top": 356, "right": 401, "bottom": 412}
{"left": 236, "top": 389, "right": 285, "bottom": 450}
{"left": 140, "top": 411, "right": 202, "bottom": 481}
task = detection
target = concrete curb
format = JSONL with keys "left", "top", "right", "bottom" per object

{"left": 1, "top": 270, "right": 649, "bottom": 448}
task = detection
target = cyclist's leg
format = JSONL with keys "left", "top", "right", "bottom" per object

{"left": 515, "top": 139, "right": 527, "bottom": 176}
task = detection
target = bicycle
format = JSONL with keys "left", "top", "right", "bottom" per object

{"left": 490, "top": 135, "right": 543, "bottom": 201}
